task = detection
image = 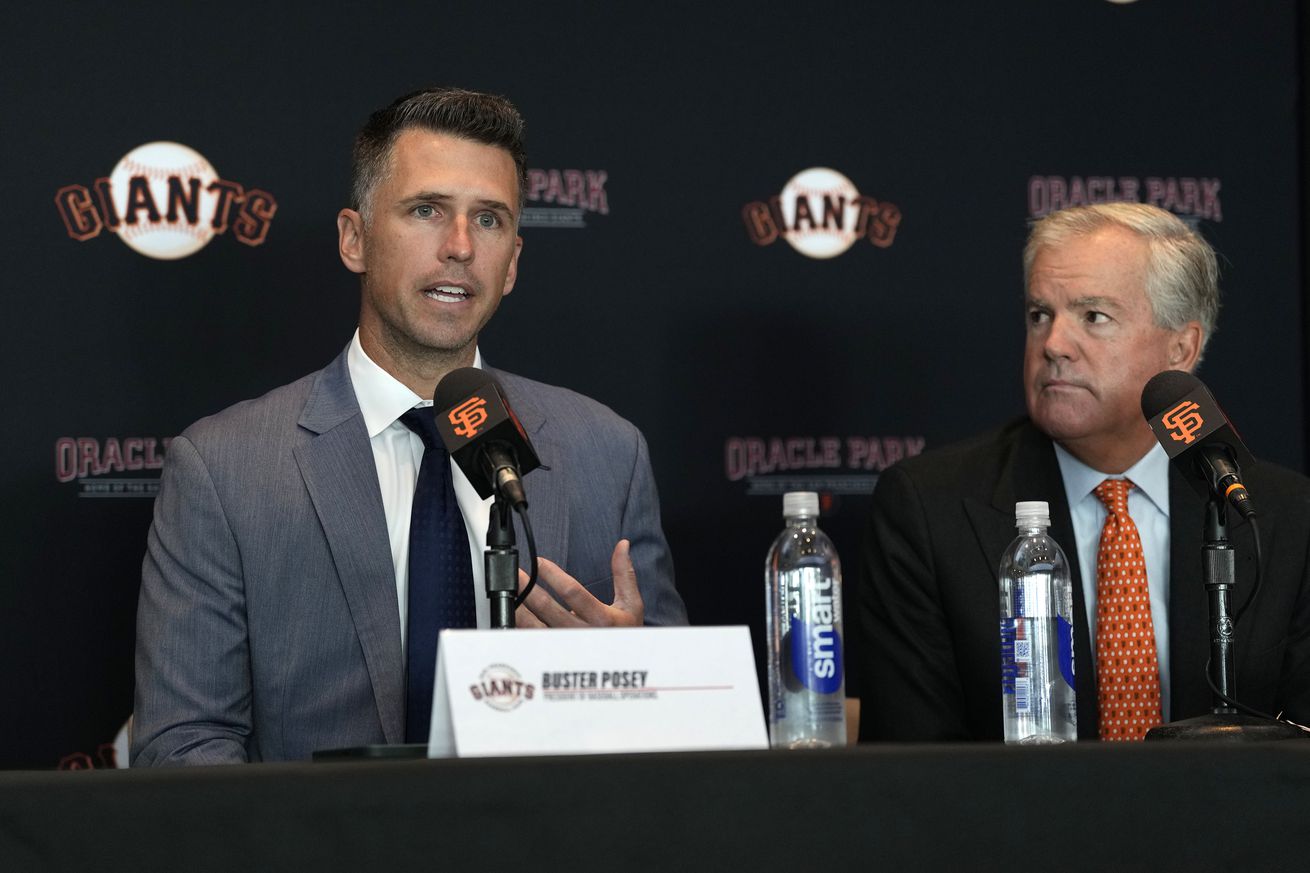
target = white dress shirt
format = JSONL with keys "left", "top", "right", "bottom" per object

{"left": 1054, "top": 441, "right": 1172, "bottom": 720}
{"left": 345, "top": 330, "right": 495, "bottom": 645}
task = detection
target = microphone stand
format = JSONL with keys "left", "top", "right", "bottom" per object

{"left": 1146, "top": 498, "right": 1303, "bottom": 741}
{"left": 484, "top": 493, "right": 518, "bottom": 629}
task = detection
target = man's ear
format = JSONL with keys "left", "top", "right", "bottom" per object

{"left": 337, "top": 209, "right": 366, "bottom": 275}
{"left": 501, "top": 235, "right": 523, "bottom": 297}
{"left": 1172, "top": 321, "right": 1203, "bottom": 372}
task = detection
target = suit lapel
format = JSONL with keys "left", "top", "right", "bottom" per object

{"left": 961, "top": 498, "right": 1013, "bottom": 587}
{"left": 294, "top": 351, "right": 404, "bottom": 744}
{"left": 490, "top": 369, "right": 569, "bottom": 567}
{"left": 965, "top": 424, "right": 1085, "bottom": 592}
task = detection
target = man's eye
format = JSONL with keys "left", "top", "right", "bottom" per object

{"left": 1027, "top": 309, "right": 1050, "bottom": 325}
{"left": 476, "top": 212, "right": 500, "bottom": 229}
{"left": 1086, "top": 311, "right": 1110, "bottom": 324}
{"left": 414, "top": 204, "right": 436, "bottom": 218}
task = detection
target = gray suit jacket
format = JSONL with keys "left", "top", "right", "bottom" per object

{"left": 133, "top": 348, "right": 686, "bottom": 765}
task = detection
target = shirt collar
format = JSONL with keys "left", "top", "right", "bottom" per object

{"left": 1053, "top": 439, "right": 1171, "bottom": 517}
{"left": 345, "top": 329, "right": 483, "bottom": 438}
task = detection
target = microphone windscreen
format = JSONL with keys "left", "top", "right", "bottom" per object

{"left": 432, "top": 367, "right": 540, "bottom": 500}
{"left": 1141, "top": 369, "right": 1200, "bottom": 419}
{"left": 1140, "top": 368, "right": 1255, "bottom": 498}
{"left": 434, "top": 367, "right": 496, "bottom": 411}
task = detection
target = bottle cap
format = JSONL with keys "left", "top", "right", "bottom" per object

{"left": 783, "top": 491, "right": 820, "bottom": 518}
{"left": 1015, "top": 500, "right": 1050, "bottom": 528}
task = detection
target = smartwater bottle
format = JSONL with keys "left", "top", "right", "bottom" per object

{"left": 765, "top": 491, "right": 846, "bottom": 748}
{"left": 998, "top": 500, "right": 1076, "bottom": 743}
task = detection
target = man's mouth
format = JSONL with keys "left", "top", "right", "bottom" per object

{"left": 1042, "top": 378, "right": 1090, "bottom": 392}
{"left": 422, "top": 284, "right": 471, "bottom": 303}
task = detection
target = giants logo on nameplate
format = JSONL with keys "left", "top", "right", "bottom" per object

{"left": 54, "top": 436, "right": 172, "bottom": 497}
{"left": 743, "top": 168, "right": 902, "bottom": 259}
{"left": 1027, "top": 175, "right": 1223, "bottom": 227}
{"left": 724, "top": 435, "right": 926, "bottom": 498}
{"left": 521, "top": 168, "right": 609, "bottom": 229}
{"left": 55, "top": 141, "right": 278, "bottom": 259}
{"left": 469, "top": 664, "right": 536, "bottom": 711}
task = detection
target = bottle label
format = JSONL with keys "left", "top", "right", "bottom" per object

{"left": 999, "top": 619, "right": 1017, "bottom": 695}
{"left": 1014, "top": 639, "right": 1032, "bottom": 663}
{"left": 1014, "top": 677, "right": 1031, "bottom": 714}
{"left": 1057, "top": 615, "right": 1076, "bottom": 691}
{"left": 783, "top": 570, "right": 843, "bottom": 695}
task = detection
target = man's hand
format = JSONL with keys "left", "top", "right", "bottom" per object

{"left": 515, "top": 539, "right": 645, "bottom": 628}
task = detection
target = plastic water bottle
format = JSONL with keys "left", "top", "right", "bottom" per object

{"left": 998, "top": 500, "right": 1077, "bottom": 744}
{"left": 765, "top": 491, "right": 846, "bottom": 748}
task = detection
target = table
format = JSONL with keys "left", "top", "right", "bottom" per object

{"left": 3, "top": 743, "right": 1308, "bottom": 871}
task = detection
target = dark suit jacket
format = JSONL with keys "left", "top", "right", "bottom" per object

{"left": 133, "top": 347, "right": 686, "bottom": 765}
{"left": 854, "top": 418, "right": 1310, "bottom": 741}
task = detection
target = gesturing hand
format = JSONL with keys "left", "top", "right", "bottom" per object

{"left": 514, "top": 539, "right": 644, "bottom": 628}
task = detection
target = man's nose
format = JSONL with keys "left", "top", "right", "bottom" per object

{"left": 440, "top": 217, "right": 474, "bottom": 262}
{"left": 1043, "top": 313, "right": 1078, "bottom": 361}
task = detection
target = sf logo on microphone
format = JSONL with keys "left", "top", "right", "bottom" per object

{"left": 1161, "top": 400, "right": 1205, "bottom": 444}
{"left": 449, "top": 397, "right": 490, "bottom": 438}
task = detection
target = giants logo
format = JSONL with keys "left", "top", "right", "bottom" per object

{"left": 449, "top": 397, "right": 489, "bottom": 438}
{"left": 55, "top": 142, "right": 278, "bottom": 260}
{"left": 1161, "top": 401, "right": 1205, "bottom": 444}
{"left": 743, "top": 167, "right": 901, "bottom": 259}
{"left": 469, "top": 664, "right": 535, "bottom": 712}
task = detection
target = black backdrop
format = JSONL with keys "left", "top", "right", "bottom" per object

{"left": 1, "top": 1, "right": 1303, "bottom": 769}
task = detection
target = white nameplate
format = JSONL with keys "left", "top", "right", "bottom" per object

{"left": 428, "top": 626, "right": 767, "bottom": 758}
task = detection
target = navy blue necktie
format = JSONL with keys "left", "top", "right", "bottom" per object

{"left": 399, "top": 406, "right": 476, "bottom": 744}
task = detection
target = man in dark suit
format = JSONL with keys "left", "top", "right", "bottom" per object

{"left": 855, "top": 203, "right": 1310, "bottom": 742}
{"left": 133, "top": 87, "right": 686, "bottom": 765}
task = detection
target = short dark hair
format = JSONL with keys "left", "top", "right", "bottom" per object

{"left": 350, "top": 86, "right": 527, "bottom": 220}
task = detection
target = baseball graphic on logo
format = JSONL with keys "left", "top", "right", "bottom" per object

{"left": 474, "top": 664, "right": 532, "bottom": 711}
{"left": 109, "top": 142, "right": 219, "bottom": 260}
{"left": 780, "top": 167, "right": 861, "bottom": 259}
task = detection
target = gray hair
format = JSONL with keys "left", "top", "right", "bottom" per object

{"left": 1024, "top": 202, "right": 1220, "bottom": 359}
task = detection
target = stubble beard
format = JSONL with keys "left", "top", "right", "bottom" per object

{"left": 359, "top": 288, "right": 482, "bottom": 390}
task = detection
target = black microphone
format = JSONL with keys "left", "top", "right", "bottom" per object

{"left": 1140, "top": 370, "right": 1256, "bottom": 520}
{"left": 432, "top": 368, "right": 540, "bottom": 508}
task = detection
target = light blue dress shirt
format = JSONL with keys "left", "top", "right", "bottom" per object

{"left": 1054, "top": 442, "right": 1172, "bottom": 721}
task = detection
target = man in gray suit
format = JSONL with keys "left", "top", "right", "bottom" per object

{"left": 133, "top": 87, "right": 687, "bottom": 765}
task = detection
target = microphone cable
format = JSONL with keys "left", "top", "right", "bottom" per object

{"left": 1233, "top": 515, "right": 1262, "bottom": 625}
{"left": 513, "top": 502, "right": 538, "bottom": 608}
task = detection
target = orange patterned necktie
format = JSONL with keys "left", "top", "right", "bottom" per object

{"left": 1093, "top": 478, "right": 1163, "bottom": 741}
